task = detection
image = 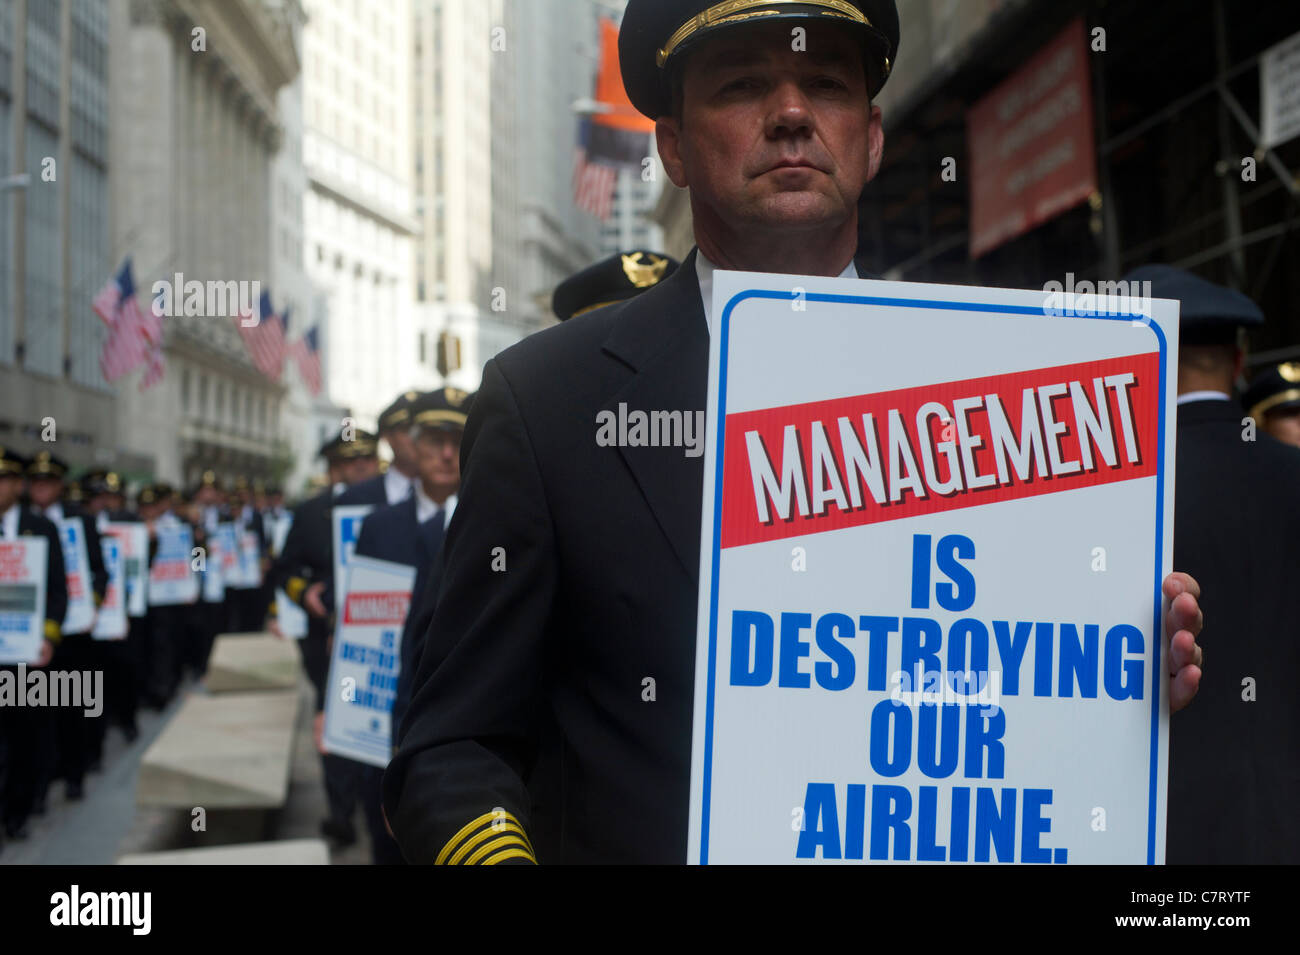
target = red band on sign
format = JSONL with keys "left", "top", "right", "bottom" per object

{"left": 343, "top": 591, "right": 410, "bottom": 625}
{"left": 720, "top": 353, "right": 1160, "bottom": 548}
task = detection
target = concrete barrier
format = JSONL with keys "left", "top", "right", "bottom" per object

{"left": 137, "top": 690, "right": 299, "bottom": 809}
{"left": 205, "top": 633, "right": 300, "bottom": 692}
{"left": 118, "top": 839, "right": 329, "bottom": 865}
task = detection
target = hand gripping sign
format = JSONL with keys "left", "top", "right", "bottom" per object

{"left": 689, "top": 271, "right": 1179, "bottom": 865}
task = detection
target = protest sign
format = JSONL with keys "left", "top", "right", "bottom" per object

{"left": 148, "top": 522, "right": 198, "bottom": 606}
{"left": 688, "top": 271, "right": 1178, "bottom": 865}
{"left": 214, "top": 523, "right": 241, "bottom": 596}
{"left": 0, "top": 537, "right": 49, "bottom": 664}
{"left": 321, "top": 554, "right": 414, "bottom": 767}
{"left": 332, "top": 506, "right": 374, "bottom": 621}
{"left": 236, "top": 530, "right": 262, "bottom": 589}
{"left": 57, "top": 517, "right": 96, "bottom": 634}
{"left": 105, "top": 522, "right": 149, "bottom": 617}
{"left": 93, "top": 535, "right": 128, "bottom": 640}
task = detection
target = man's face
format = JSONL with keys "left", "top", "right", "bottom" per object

{"left": 342, "top": 457, "right": 380, "bottom": 485}
{"left": 656, "top": 21, "right": 883, "bottom": 237}
{"left": 415, "top": 429, "right": 462, "bottom": 499}
{"left": 0, "top": 475, "right": 21, "bottom": 510}
{"left": 1265, "top": 408, "right": 1300, "bottom": 449}
{"left": 385, "top": 428, "right": 417, "bottom": 475}
{"left": 28, "top": 477, "right": 62, "bottom": 509}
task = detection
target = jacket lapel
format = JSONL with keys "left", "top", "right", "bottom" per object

{"left": 600, "top": 248, "right": 708, "bottom": 580}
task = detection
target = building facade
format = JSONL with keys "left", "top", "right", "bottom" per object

{"left": 0, "top": 0, "right": 116, "bottom": 471}
{"left": 106, "top": 0, "right": 302, "bottom": 488}
{"left": 302, "top": 0, "right": 420, "bottom": 429}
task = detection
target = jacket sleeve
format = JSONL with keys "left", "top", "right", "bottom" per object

{"left": 40, "top": 517, "right": 68, "bottom": 643}
{"left": 392, "top": 548, "right": 445, "bottom": 740}
{"left": 80, "top": 514, "right": 109, "bottom": 606}
{"left": 269, "top": 501, "right": 313, "bottom": 607}
{"left": 383, "top": 358, "right": 557, "bottom": 865}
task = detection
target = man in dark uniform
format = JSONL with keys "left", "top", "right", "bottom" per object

{"left": 0, "top": 448, "right": 68, "bottom": 845}
{"left": 189, "top": 471, "right": 230, "bottom": 670}
{"left": 336, "top": 392, "right": 421, "bottom": 511}
{"left": 1124, "top": 265, "right": 1300, "bottom": 864}
{"left": 270, "top": 428, "right": 380, "bottom": 846}
{"left": 80, "top": 470, "right": 143, "bottom": 742}
{"left": 350, "top": 388, "right": 469, "bottom": 864}
{"left": 252, "top": 481, "right": 282, "bottom": 624}
{"left": 25, "top": 452, "right": 108, "bottom": 802}
{"left": 225, "top": 477, "right": 268, "bottom": 634}
{"left": 1243, "top": 362, "right": 1300, "bottom": 450}
{"left": 391, "top": 261, "right": 685, "bottom": 733}
{"left": 386, "top": 1, "right": 1205, "bottom": 865}
{"left": 143, "top": 483, "right": 196, "bottom": 707}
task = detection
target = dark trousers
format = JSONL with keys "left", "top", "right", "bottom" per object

{"left": 103, "top": 630, "right": 139, "bottom": 734}
{"left": 1, "top": 701, "right": 44, "bottom": 830}
{"left": 298, "top": 623, "right": 360, "bottom": 826}
{"left": 227, "top": 587, "right": 267, "bottom": 634}
{"left": 145, "top": 605, "right": 187, "bottom": 704}
{"left": 359, "top": 763, "right": 405, "bottom": 864}
{"left": 51, "top": 634, "right": 100, "bottom": 787}
{"left": 188, "top": 601, "right": 225, "bottom": 677}
{"left": 323, "top": 752, "right": 362, "bottom": 829}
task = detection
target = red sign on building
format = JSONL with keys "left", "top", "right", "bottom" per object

{"left": 967, "top": 18, "right": 1098, "bottom": 258}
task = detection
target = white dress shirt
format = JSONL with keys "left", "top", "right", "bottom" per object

{"left": 1176, "top": 390, "right": 1231, "bottom": 406}
{"left": 414, "top": 483, "right": 457, "bottom": 530}
{"left": 1, "top": 503, "right": 20, "bottom": 540}
{"left": 696, "top": 251, "right": 859, "bottom": 333}
{"left": 385, "top": 467, "right": 414, "bottom": 505}
{"left": 37, "top": 501, "right": 65, "bottom": 522}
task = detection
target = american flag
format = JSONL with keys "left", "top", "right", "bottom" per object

{"left": 573, "top": 118, "right": 617, "bottom": 221}
{"left": 289, "top": 326, "right": 323, "bottom": 396}
{"left": 94, "top": 258, "right": 152, "bottom": 383}
{"left": 573, "top": 146, "right": 617, "bottom": 220}
{"left": 139, "top": 341, "right": 165, "bottom": 391}
{"left": 235, "top": 289, "right": 286, "bottom": 380}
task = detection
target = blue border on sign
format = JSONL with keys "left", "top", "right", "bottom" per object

{"left": 698, "top": 289, "right": 1169, "bottom": 866}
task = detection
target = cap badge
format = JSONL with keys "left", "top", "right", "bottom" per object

{"left": 622, "top": 252, "right": 670, "bottom": 289}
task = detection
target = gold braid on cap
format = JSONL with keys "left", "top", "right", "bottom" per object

{"left": 657, "top": 0, "right": 871, "bottom": 68}
{"left": 1250, "top": 388, "right": 1300, "bottom": 421}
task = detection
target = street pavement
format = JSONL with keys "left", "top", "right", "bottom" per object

{"left": 1, "top": 674, "right": 372, "bottom": 865}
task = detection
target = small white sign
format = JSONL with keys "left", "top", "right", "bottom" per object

{"left": 105, "top": 522, "right": 149, "bottom": 617}
{"left": 321, "top": 554, "right": 414, "bottom": 767}
{"left": 57, "top": 517, "right": 96, "bottom": 635}
{"left": 148, "top": 522, "right": 198, "bottom": 606}
{"left": 93, "top": 535, "right": 128, "bottom": 640}
{"left": 0, "top": 536, "right": 50, "bottom": 663}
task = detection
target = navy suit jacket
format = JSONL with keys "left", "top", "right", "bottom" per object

{"left": 336, "top": 474, "right": 393, "bottom": 509}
